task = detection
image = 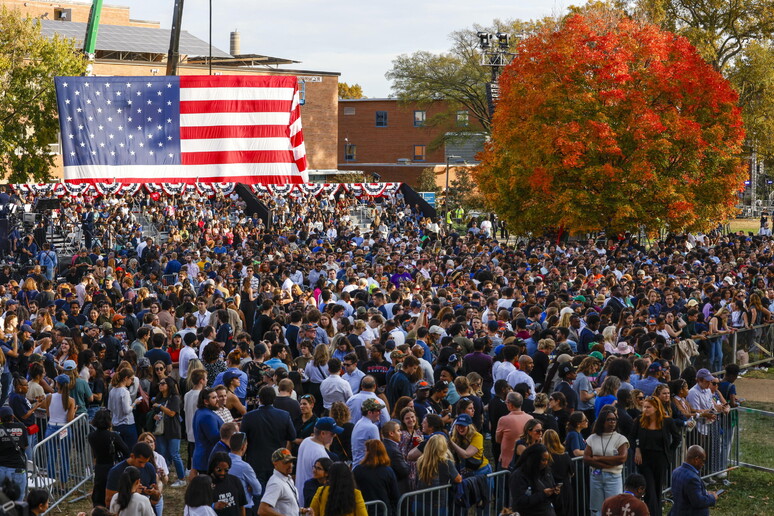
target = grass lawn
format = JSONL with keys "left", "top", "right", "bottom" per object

{"left": 741, "top": 368, "right": 774, "bottom": 381}
{"left": 729, "top": 219, "right": 761, "bottom": 234}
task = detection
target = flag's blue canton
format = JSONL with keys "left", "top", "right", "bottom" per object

{"left": 56, "top": 76, "right": 182, "bottom": 167}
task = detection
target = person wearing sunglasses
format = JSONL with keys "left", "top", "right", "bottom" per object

{"left": 208, "top": 451, "right": 247, "bottom": 516}
{"left": 584, "top": 405, "right": 629, "bottom": 516}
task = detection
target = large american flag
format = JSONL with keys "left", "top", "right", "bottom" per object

{"left": 54, "top": 75, "right": 308, "bottom": 185}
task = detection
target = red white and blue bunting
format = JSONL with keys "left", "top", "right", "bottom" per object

{"left": 161, "top": 183, "right": 186, "bottom": 196}
{"left": 195, "top": 183, "right": 216, "bottom": 197}
{"left": 94, "top": 183, "right": 122, "bottom": 196}
{"left": 9, "top": 182, "right": 402, "bottom": 199}
{"left": 267, "top": 184, "right": 294, "bottom": 196}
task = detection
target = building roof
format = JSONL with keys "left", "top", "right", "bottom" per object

{"left": 39, "top": 19, "right": 232, "bottom": 58}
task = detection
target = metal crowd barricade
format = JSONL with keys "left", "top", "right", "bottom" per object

{"left": 396, "top": 484, "right": 451, "bottom": 516}
{"left": 28, "top": 414, "right": 93, "bottom": 514}
{"left": 365, "top": 499, "right": 389, "bottom": 516}
{"left": 485, "top": 469, "right": 509, "bottom": 515}
{"left": 734, "top": 407, "right": 774, "bottom": 473}
{"left": 729, "top": 323, "right": 774, "bottom": 372}
{"left": 567, "top": 409, "right": 741, "bottom": 515}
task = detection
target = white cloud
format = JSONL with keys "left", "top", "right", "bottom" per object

{"left": 118, "top": 1, "right": 570, "bottom": 97}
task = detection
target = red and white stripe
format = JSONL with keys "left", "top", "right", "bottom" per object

{"left": 178, "top": 76, "right": 307, "bottom": 184}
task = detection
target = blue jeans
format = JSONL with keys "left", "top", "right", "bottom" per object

{"left": 0, "top": 466, "right": 26, "bottom": 502}
{"left": 589, "top": 471, "right": 622, "bottom": 516}
{"left": 156, "top": 437, "right": 185, "bottom": 479}
{"left": 708, "top": 337, "right": 723, "bottom": 373}
{"left": 153, "top": 495, "right": 164, "bottom": 516}
{"left": 115, "top": 423, "right": 138, "bottom": 450}
{"left": 45, "top": 423, "right": 70, "bottom": 484}
{"left": 25, "top": 431, "right": 38, "bottom": 461}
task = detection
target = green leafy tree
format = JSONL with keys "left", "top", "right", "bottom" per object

{"left": 416, "top": 167, "right": 440, "bottom": 192}
{"left": 728, "top": 41, "right": 774, "bottom": 163}
{"left": 338, "top": 82, "right": 365, "bottom": 99}
{"left": 447, "top": 166, "right": 481, "bottom": 212}
{"left": 386, "top": 19, "right": 543, "bottom": 134}
{"left": 630, "top": 0, "right": 774, "bottom": 71}
{"left": 0, "top": 8, "right": 87, "bottom": 182}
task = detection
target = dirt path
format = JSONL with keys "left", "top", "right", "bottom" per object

{"left": 735, "top": 377, "right": 774, "bottom": 405}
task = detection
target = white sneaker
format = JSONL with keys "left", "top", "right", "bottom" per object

{"left": 170, "top": 480, "right": 187, "bottom": 488}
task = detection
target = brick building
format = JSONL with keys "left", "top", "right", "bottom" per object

{"left": 2, "top": 0, "right": 340, "bottom": 179}
{"left": 338, "top": 98, "right": 484, "bottom": 187}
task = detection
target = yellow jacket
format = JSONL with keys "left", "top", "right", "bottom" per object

{"left": 310, "top": 486, "right": 368, "bottom": 516}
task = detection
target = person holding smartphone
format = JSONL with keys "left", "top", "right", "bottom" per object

{"left": 669, "top": 445, "right": 721, "bottom": 515}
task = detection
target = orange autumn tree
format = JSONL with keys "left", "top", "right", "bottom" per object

{"left": 474, "top": 11, "right": 747, "bottom": 235}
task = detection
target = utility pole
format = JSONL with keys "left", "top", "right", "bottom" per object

{"left": 166, "top": 0, "right": 185, "bottom": 76}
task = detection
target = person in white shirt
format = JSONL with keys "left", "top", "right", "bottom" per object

{"left": 319, "top": 358, "right": 353, "bottom": 410}
{"left": 194, "top": 299, "right": 211, "bottom": 329}
{"left": 506, "top": 355, "right": 536, "bottom": 400}
{"left": 259, "top": 448, "right": 301, "bottom": 516}
{"left": 294, "top": 418, "right": 342, "bottom": 505}
{"left": 178, "top": 333, "right": 199, "bottom": 380}
{"left": 492, "top": 346, "right": 518, "bottom": 395}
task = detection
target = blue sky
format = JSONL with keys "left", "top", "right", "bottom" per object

{"left": 120, "top": 1, "right": 571, "bottom": 97}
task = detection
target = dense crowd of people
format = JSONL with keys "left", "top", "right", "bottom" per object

{"left": 0, "top": 185, "right": 767, "bottom": 516}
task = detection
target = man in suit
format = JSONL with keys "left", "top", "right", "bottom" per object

{"left": 381, "top": 420, "right": 410, "bottom": 494}
{"left": 241, "top": 386, "right": 296, "bottom": 487}
{"left": 669, "top": 445, "right": 720, "bottom": 516}
{"left": 81, "top": 204, "right": 95, "bottom": 250}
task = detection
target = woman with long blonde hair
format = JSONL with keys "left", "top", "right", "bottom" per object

{"left": 416, "top": 434, "right": 461, "bottom": 488}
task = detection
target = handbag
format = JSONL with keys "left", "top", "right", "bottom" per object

{"left": 153, "top": 414, "right": 165, "bottom": 435}
{"left": 136, "top": 382, "right": 151, "bottom": 414}
{"left": 26, "top": 424, "right": 39, "bottom": 435}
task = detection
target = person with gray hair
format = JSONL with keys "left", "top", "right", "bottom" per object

{"left": 495, "top": 391, "right": 533, "bottom": 469}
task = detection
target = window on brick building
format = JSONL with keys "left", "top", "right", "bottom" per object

{"left": 344, "top": 143, "right": 356, "bottom": 161}
{"left": 456, "top": 110, "right": 469, "bottom": 126}
{"left": 414, "top": 110, "right": 426, "bottom": 127}
{"left": 343, "top": 106, "right": 356, "bottom": 115}
{"left": 413, "top": 145, "right": 426, "bottom": 161}
{"left": 375, "top": 111, "right": 388, "bottom": 127}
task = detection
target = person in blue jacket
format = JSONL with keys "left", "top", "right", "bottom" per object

{"left": 669, "top": 445, "right": 720, "bottom": 516}
{"left": 191, "top": 387, "right": 223, "bottom": 477}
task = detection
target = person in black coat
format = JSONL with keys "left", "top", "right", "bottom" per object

{"left": 352, "top": 439, "right": 399, "bottom": 516}
{"left": 381, "top": 422, "right": 410, "bottom": 494}
{"left": 88, "top": 408, "right": 130, "bottom": 507}
{"left": 241, "top": 386, "right": 296, "bottom": 486}
{"left": 508, "top": 444, "right": 560, "bottom": 516}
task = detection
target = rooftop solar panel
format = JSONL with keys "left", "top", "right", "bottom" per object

{"left": 39, "top": 20, "right": 232, "bottom": 58}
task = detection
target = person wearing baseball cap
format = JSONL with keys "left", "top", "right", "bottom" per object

{"left": 351, "top": 398, "right": 384, "bottom": 465}
{"left": 449, "top": 413, "right": 490, "bottom": 475}
{"left": 636, "top": 362, "right": 665, "bottom": 396}
{"left": 259, "top": 448, "right": 300, "bottom": 516}
{"left": 295, "top": 417, "right": 343, "bottom": 505}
